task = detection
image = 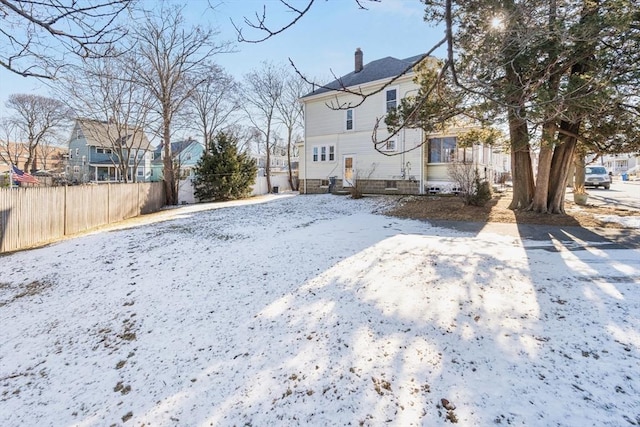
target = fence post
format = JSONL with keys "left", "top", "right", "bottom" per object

{"left": 64, "top": 185, "right": 68, "bottom": 236}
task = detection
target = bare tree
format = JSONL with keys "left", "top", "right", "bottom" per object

{"left": 276, "top": 70, "right": 308, "bottom": 191}
{"left": 0, "top": 0, "right": 133, "bottom": 79}
{"left": 62, "top": 55, "right": 155, "bottom": 183}
{"left": 187, "top": 65, "right": 241, "bottom": 147}
{"left": 243, "top": 61, "right": 285, "bottom": 193}
{"left": 36, "top": 140, "right": 65, "bottom": 172}
{"left": 0, "top": 118, "right": 24, "bottom": 167}
{"left": 4, "top": 94, "right": 70, "bottom": 172}
{"left": 131, "top": 4, "right": 232, "bottom": 204}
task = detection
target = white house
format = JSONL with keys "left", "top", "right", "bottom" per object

{"left": 298, "top": 48, "right": 506, "bottom": 195}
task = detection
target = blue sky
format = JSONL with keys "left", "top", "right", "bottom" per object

{"left": 0, "top": 0, "right": 445, "bottom": 117}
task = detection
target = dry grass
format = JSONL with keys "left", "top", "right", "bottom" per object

{"left": 386, "top": 192, "right": 638, "bottom": 228}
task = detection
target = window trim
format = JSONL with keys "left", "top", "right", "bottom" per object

{"left": 346, "top": 109, "right": 354, "bottom": 131}
{"left": 379, "top": 139, "right": 397, "bottom": 152}
{"left": 311, "top": 144, "right": 336, "bottom": 163}
{"left": 427, "top": 136, "right": 458, "bottom": 164}
{"left": 385, "top": 86, "right": 399, "bottom": 113}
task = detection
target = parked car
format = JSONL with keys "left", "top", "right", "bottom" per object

{"left": 585, "top": 166, "right": 611, "bottom": 189}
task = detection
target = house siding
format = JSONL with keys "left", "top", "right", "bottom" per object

{"left": 301, "top": 76, "right": 424, "bottom": 195}
{"left": 66, "top": 119, "right": 153, "bottom": 183}
{"left": 300, "top": 54, "right": 507, "bottom": 196}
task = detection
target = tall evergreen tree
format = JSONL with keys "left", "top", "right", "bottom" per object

{"left": 193, "top": 132, "right": 257, "bottom": 201}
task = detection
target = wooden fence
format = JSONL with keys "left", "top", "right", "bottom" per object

{"left": 0, "top": 182, "right": 165, "bottom": 253}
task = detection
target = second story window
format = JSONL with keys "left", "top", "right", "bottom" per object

{"left": 320, "top": 146, "right": 327, "bottom": 161}
{"left": 312, "top": 146, "right": 319, "bottom": 162}
{"left": 346, "top": 109, "right": 354, "bottom": 131}
{"left": 386, "top": 88, "right": 397, "bottom": 113}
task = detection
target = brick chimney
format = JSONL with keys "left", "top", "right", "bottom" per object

{"left": 354, "top": 48, "right": 363, "bottom": 73}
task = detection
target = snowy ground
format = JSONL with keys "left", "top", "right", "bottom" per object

{"left": 1, "top": 194, "right": 639, "bottom": 427}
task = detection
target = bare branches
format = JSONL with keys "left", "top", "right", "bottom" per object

{"left": 3, "top": 93, "right": 71, "bottom": 171}
{"left": 188, "top": 67, "right": 242, "bottom": 146}
{"left": 233, "top": 0, "right": 315, "bottom": 43}
{"left": 0, "top": 0, "right": 133, "bottom": 78}
{"left": 234, "top": 0, "right": 382, "bottom": 43}
{"left": 130, "top": 3, "right": 232, "bottom": 204}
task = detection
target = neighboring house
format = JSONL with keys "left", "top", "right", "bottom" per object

{"left": 150, "top": 139, "right": 204, "bottom": 182}
{"left": 66, "top": 119, "right": 152, "bottom": 183}
{"left": 599, "top": 153, "right": 639, "bottom": 176}
{"left": 299, "top": 48, "right": 506, "bottom": 195}
{"left": 253, "top": 154, "right": 299, "bottom": 177}
{"left": 150, "top": 139, "right": 205, "bottom": 204}
{"left": 251, "top": 154, "right": 299, "bottom": 195}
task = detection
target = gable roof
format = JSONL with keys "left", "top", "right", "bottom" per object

{"left": 302, "top": 53, "right": 426, "bottom": 99}
{"left": 152, "top": 139, "right": 201, "bottom": 164}
{"left": 75, "top": 118, "right": 152, "bottom": 151}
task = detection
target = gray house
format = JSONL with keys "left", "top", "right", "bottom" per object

{"left": 66, "top": 119, "right": 153, "bottom": 183}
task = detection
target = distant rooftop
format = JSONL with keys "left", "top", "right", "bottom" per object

{"left": 301, "top": 51, "right": 426, "bottom": 99}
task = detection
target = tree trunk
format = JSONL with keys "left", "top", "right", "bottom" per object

{"left": 265, "top": 120, "right": 272, "bottom": 193}
{"left": 574, "top": 153, "right": 586, "bottom": 189}
{"left": 507, "top": 112, "right": 534, "bottom": 210}
{"left": 286, "top": 130, "right": 296, "bottom": 191}
{"left": 530, "top": 123, "right": 557, "bottom": 213}
{"left": 547, "top": 121, "right": 580, "bottom": 213}
{"left": 265, "top": 147, "right": 272, "bottom": 193}
{"left": 162, "top": 111, "right": 176, "bottom": 205}
{"left": 546, "top": 0, "right": 597, "bottom": 213}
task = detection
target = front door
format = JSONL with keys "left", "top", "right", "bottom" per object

{"left": 343, "top": 155, "right": 355, "bottom": 188}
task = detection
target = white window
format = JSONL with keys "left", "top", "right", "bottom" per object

{"left": 428, "top": 137, "right": 457, "bottom": 163}
{"left": 75, "top": 148, "right": 79, "bottom": 156}
{"left": 73, "top": 165, "right": 79, "bottom": 173}
{"left": 312, "top": 145, "right": 336, "bottom": 162}
{"left": 380, "top": 140, "right": 396, "bottom": 152}
{"left": 346, "top": 109, "right": 354, "bottom": 131}
{"left": 386, "top": 88, "right": 397, "bottom": 112}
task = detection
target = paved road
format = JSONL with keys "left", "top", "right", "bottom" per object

{"left": 573, "top": 179, "right": 640, "bottom": 210}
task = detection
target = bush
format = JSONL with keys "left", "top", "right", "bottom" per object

{"left": 447, "top": 161, "right": 492, "bottom": 206}
{"left": 192, "top": 132, "right": 257, "bottom": 201}
{"left": 468, "top": 173, "right": 492, "bottom": 206}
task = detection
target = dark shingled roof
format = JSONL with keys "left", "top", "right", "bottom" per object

{"left": 302, "top": 53, "right": 426, "bottom": 99}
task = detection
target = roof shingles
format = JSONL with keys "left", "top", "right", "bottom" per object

{"left": 302, "top": 53, "right": 426, "bottom": 98}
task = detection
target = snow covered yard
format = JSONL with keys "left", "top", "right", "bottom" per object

{"left": 1, "top": 194, "right": 639, "bottom": 426}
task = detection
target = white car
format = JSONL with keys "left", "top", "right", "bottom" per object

{"left": 585, "top": 166, "right": 611, "bottom": 189}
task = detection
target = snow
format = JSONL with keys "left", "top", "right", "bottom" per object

{"left": 596, "top": 215, "right": 640, "bottom": 229}
{"left": 1, "top": 194, "right": 639, "bottom": 426}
